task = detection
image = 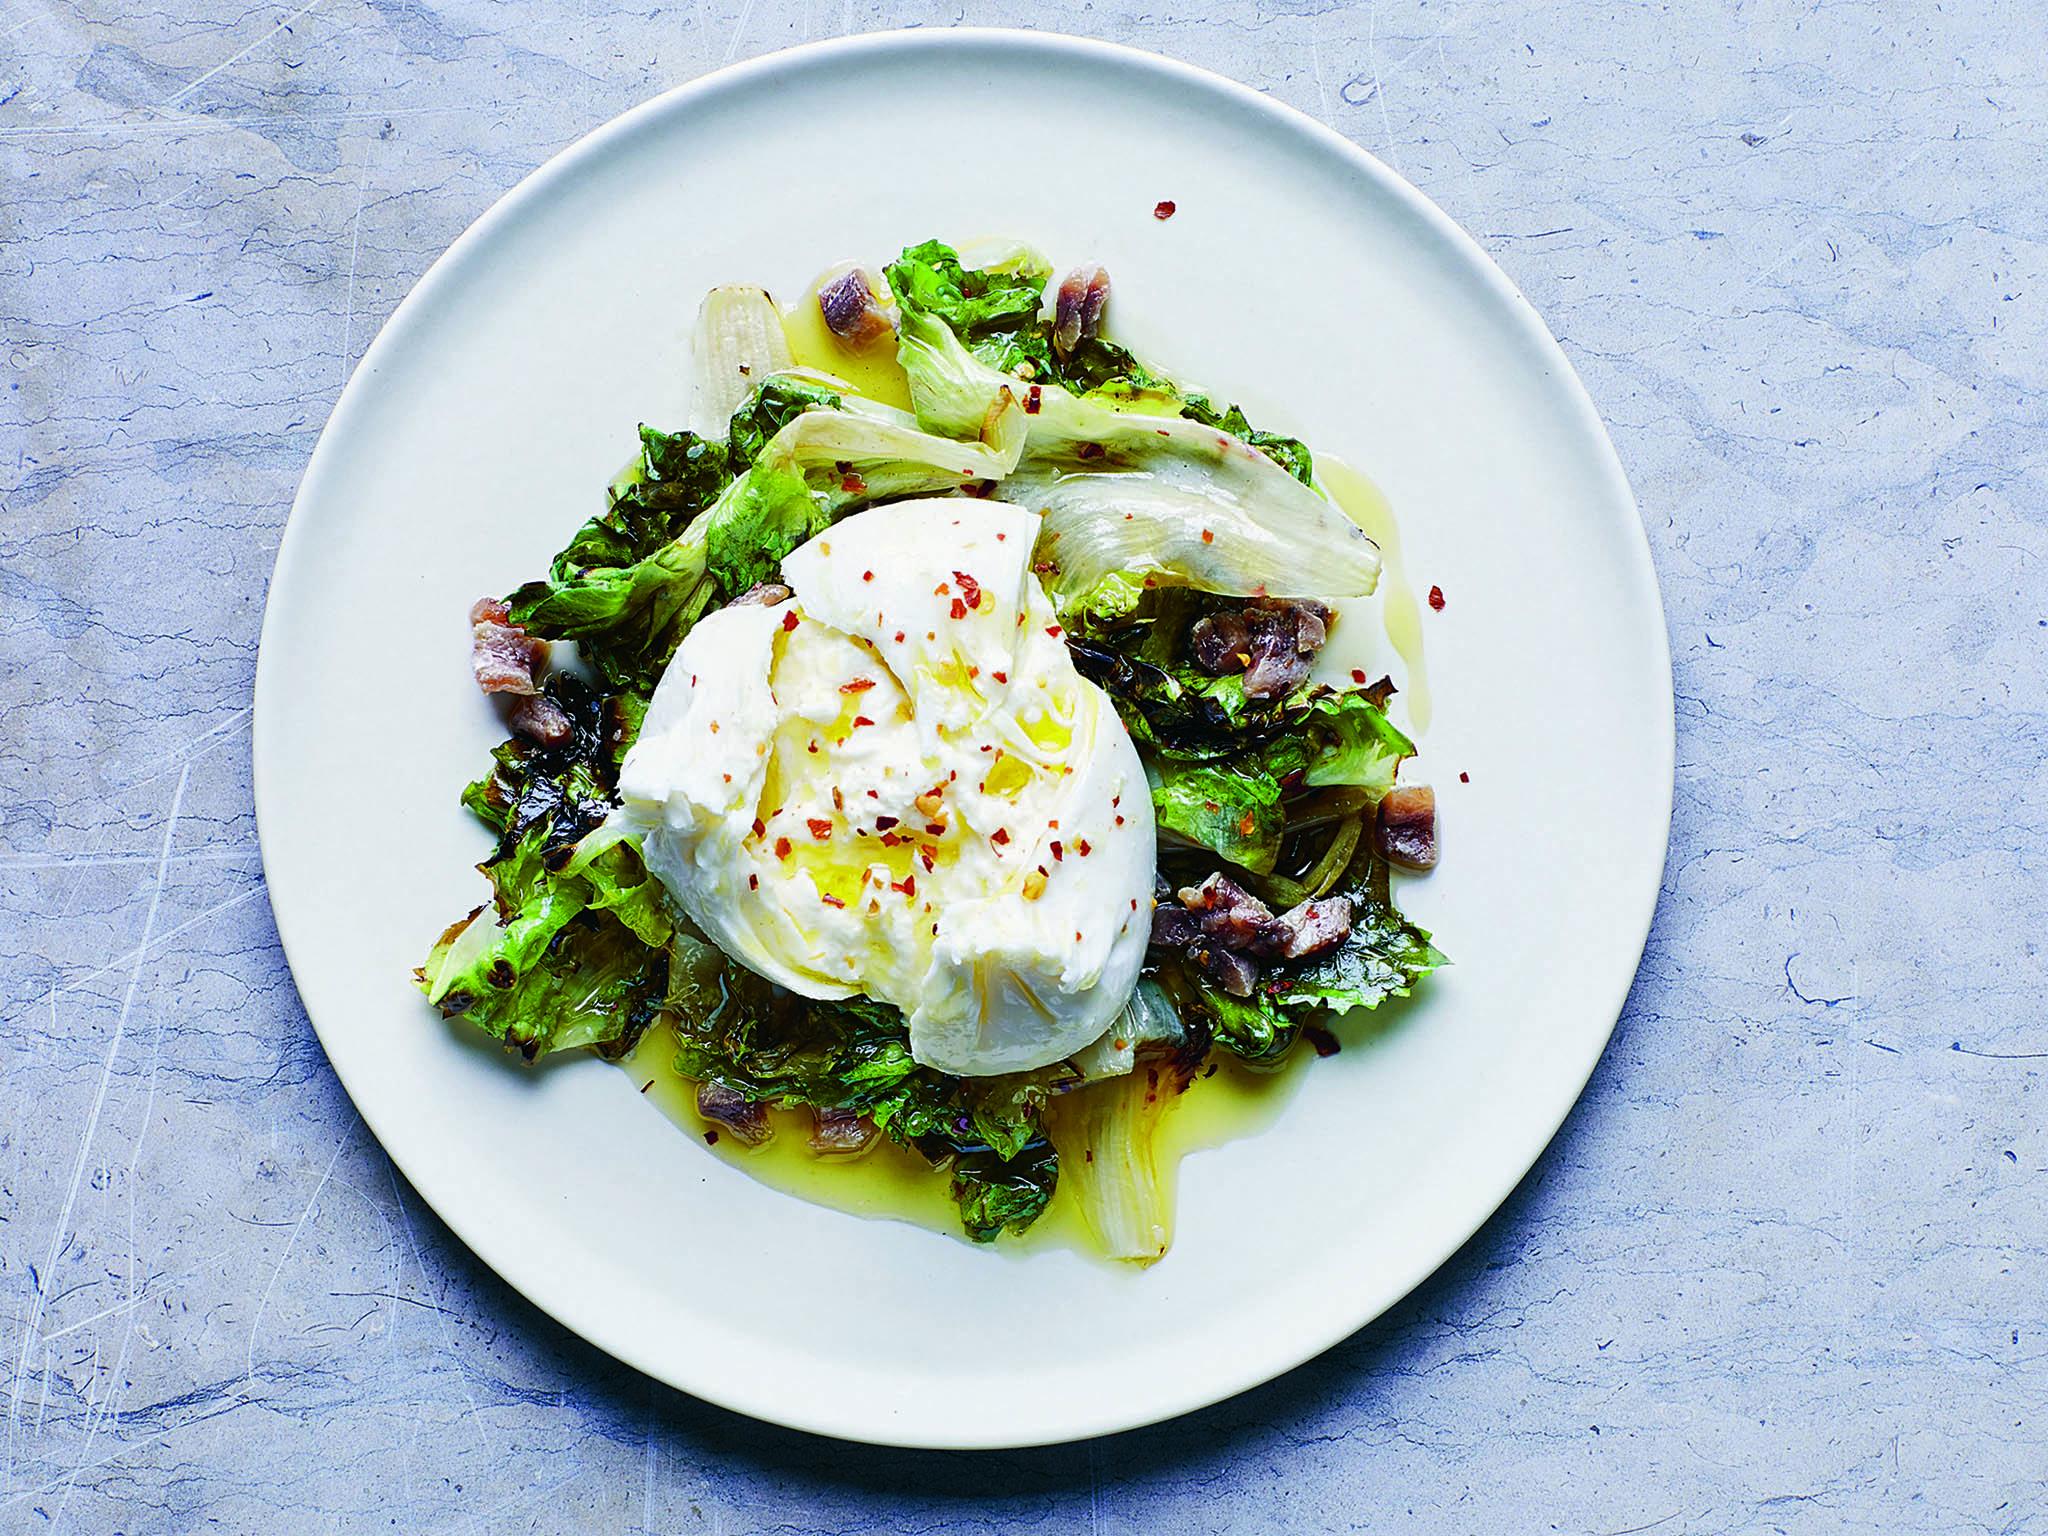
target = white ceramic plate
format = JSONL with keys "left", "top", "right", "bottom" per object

{"left": 256, "top": 30, "right": 1671, "bottom": 1448}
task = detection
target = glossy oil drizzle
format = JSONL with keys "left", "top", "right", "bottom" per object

{"left": 1321, "top": 457, "right": 1431, "bottom": 737}
{"left": 623, "top": 1019, "right": 1309, "bottom": 1259}
{"left": 779, "top": 264, "right": 916, "bottom": 412}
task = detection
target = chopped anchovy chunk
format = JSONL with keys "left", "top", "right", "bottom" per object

{"left": 1052, "top": 262, "right": 1111, "bottom": 358}
{"left": 507, "top": 694, "right": 573, "bottom": 746}
{"left": 1178, "top": 873, "right": 1278, "bottom": 950}
{"left": 469, "top": 596, "right": 547, "bottom": 696}
{"left": 817, "top": 268, "right": 894, "bottom": 347}
{"left": 808, "top": 1107, "right": 879, "bottom": 1157}
{"left": 1189, "top": 942, "right": 1259, "bottom": 997}
{"left": 730, "top": 581, "right": 793, "bottom": 608}
{"left": 1239, "top": 597, "right": 1334, "bottom": 700}
{"left": 1189, "top": 611, "right": 1252, "bottom": 675}
{"left": 1149, "top": 903, "right": 1200, "bottom": 948}
{"left": 696, "top": 1081, "right": 772, "bottom": 1145}
{"left": 1272, "top": 896, "right": 1353, "bottom": 960}
{"left": 1375, "top": 785, "right": 1438, "bottom": 870}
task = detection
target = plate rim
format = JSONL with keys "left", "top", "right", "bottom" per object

{"left": 254, "top": 25, "right": 1674, "bottom": 1449}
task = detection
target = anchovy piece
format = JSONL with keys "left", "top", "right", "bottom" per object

{"left": 1052, "top": 262, "right": 1110, "bottom": 358}
{"left": 696, "top": 1081, "right": 772, "bottom": 1146}
{"left": 817, "top": 268, "right": 894, "bottom": 347}
{"left": 1375, "top": 785, "right": 1438, "bottom": 870}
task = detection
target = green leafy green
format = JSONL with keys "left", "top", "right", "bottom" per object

{"left": 885, "top": 239, "right": 1313, "bottom": 481}
{"left": 1165, "top": 842, "right": 1443, "bottom": 1063}
{"left": 662, "top": 931, "right": 1063, "bottom": 1237}
{"left": 420, "top": 677, "right": 671, "bottom": 1059}
{"left": 951, "top": 1141, "right": 1058, "bottom": 1243}
{"left": 724, "top": 376, "right": 843, "bottom": 465}
{"left": 507, "top": 379, "right": 843, "bottom": 693}
{"left": 1180, "top": 395, "right": 1315, "bottom": 485}
{"left": 698, "top": 463, "right": 829, "bottom": 596}
{"left": 883, "top": 238, "right": 1048, "bottom": 347}
{"left": 1150, "top": 689, "right": 1410, "bottom": 871}
{"left": 1263, "top": 849, "right": 1445, "bottom": 1014}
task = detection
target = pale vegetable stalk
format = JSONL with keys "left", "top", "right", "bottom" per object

{"left": 892, "top": 305, "right": 1380, "bottom": 608}
{"left": 691, "top": 286, "right": 795, "bottom": 433}
{"left": 1051, "top": 1059, "right": 1187, "bottom": 1264}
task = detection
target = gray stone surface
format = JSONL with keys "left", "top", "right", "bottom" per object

{"left": 4, "top": 2, "right": 2045, "bottom": 1531}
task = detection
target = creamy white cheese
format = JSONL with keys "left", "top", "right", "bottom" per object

{"left": 615, "top": 497, "right": 1156, "bottom": 1077}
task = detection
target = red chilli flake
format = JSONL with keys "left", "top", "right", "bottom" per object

{"left": 840, "top": 473, "right": 866, "bottom": 494}
{"left": 1050, "top": 841, "right": 1064, "bottom": 862}
{"left": 750, "top": 818, "right": 766, "bottom": 838}
{"left": 773, "top": 836, "right": 793, "bottom": 859}
{"left": 875, "top": 814, "right": 899, "bottom": 830}
{"left": 852, "top": 715, "right": 876, "bottom": 728}
{"left": 840, "top": 677, "right": 875, "bottom": 694}
{"left": 953, "top": 570, "right": 982, "bottom": 610}
{"left": 991, "top": 827, "right": 1011, "bottom": 845}
{"left": 894, "top": 630, "right": 906, "bottom": 643}
{"left": 1460, "top": 771, "right": 1471, "bottom": 783}
{"left": 704, "top": 1130, "right": 719, "bottom": 1146}
{"left": 1153, "top": 199, "right": 1177, "bottom": 219}
{"left": 1200, "top": 528, "right": 1215, "bottom": 544}
{"left": 1075, "top": 442, "right": 1105, "bottom": 461}
{"left": 920, "top": 849, "right": 935, "bottom": 872}
{"left": 1428, "top": 584, "right": 1446, "bottom": 611}
{"left": 949, "top": 598, "right": 968, "bottom": 621}
{"left": 1076, "top": 838, "right": 1092, "bottom": 856}
{"left": 781, "top": 610, "right": 800, "bottom": 632}
{"left": 1351, "top": 668, "right": 1368, "bottom": 684}
{"left": 807, "top": 817, "right": 832, "bottom": 841}
{"left": 1045, "top": 625, "right": 1063, "bottom": 638}
{"left": 862, "top": 570, "right": 874, "bottom": 583}
{"left": 1025, "top": 385, "right": 1043, "bottom": 414}
{"left": 820, "top": 893, "right": 846, "bottom": 908}
{"left": 748, "top": 873, "right": 759, "bottom": 891}
{"left": 992, "top": 670, "right": 1007, "bottom": 683}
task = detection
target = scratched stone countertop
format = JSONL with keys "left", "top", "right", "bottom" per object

{"left": 4, "top": 1, "right": 2046, "bottom": 1531}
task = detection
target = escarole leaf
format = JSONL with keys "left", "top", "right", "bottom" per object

{"left": 1012, "top": 429, "right": 1380, "bottom": 610}
{"left": 685, "top": 385, "right": 1030, "bottom": 597}
{"left": 885, "top": 239, "right": 1310, "bottom": 482}
{"left": 891, "top": 288, "right": 1377, "bottom": 606}
{"left": 951, "top": 1141, "right": 1057, "bottom": 1243}
{"left": 509, "top": 375, "right": 1027, "bottom": 695}
{"left": 419, "top": 678, "right": 670, "bottom": 1060}
{"left": 883, "top": 238, "right": 1049, "bottom": 346}
{"left": 1149, "top": 690, "right": 1409, "bottom": 873}
{"left": 507, "top": 377, "right": 841, "bottom": 693}
{"left": 663, "top": 933, "right": 1065, "bottom": 1241}
{"left": 1169, "top": 841, "right": 1444, "bottom": 1064}
{"left": 1050, "top": 1042, "right": 1193, "bottom": 1262}
{"left": 1262, "top": 846, "right": 1445, "bottom": 1015}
